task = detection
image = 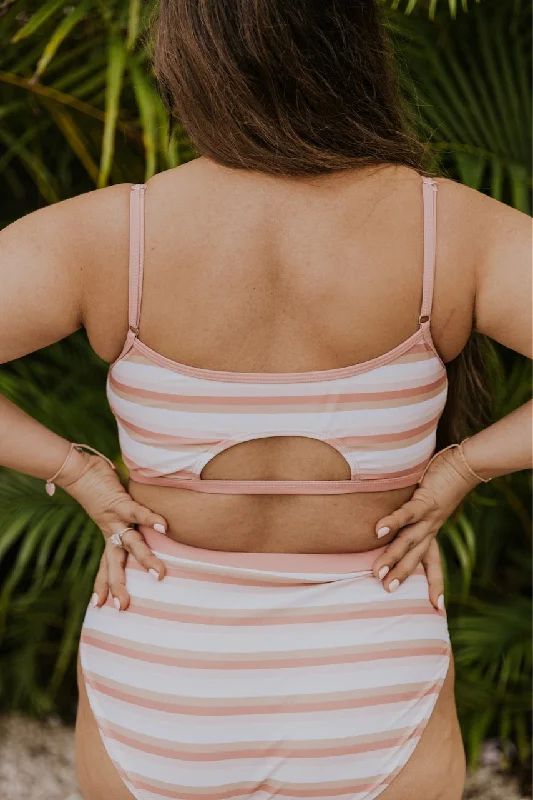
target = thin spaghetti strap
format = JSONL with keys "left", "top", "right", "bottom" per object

{"left": 420, "top": 176, "right": 438, "bottom": 325}
{"left": 128, "top": 183, "right": 147, "bottom": 336}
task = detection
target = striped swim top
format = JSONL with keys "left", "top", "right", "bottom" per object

{"left": 106, "top": 176, "right": 448, "bottom": 495}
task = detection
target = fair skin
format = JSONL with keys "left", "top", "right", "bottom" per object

{"left": 0, "top": 160, "right": 531, "bottom": 799}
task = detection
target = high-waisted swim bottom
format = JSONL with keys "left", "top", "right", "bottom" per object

{"left": 79, "top": 531, "right": 451, "bottom": 800}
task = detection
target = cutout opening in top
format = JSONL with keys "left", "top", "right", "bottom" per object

{"left": 199, "top": 436, "right": 353, "bottom": 482}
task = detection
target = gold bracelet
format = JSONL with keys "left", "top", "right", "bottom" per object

{"left": 45, "top": 442, "right": 116, "bottom": 496}
{"left": 417, "top": 438, "right": 491, "bottom": 485}
{"left": 456, "top": 437, "right": 491, "bottom": 483}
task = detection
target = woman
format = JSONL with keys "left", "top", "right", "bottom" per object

{"left": 1, "top": 0, "right": 531, "bottom": 798}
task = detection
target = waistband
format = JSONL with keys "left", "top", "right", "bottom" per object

{"left": 138, "top": 528, "right": 388, "bottom": 574}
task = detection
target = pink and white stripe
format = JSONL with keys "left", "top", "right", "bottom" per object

{"left": 106, "top": 334, "right": 448, "bottom": 494}
{"left": 80, "top": 531, "right": 451, "bottom": 800}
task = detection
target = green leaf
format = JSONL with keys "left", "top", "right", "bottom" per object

{"left": 0, "top": 126, "right": 60, "bottom": 203}
{"left": 98, "top": 34, "right": 127, "bottom": 188}
{"left": 454, "top": 153, "right": 486, "bottom": 189}
{"left": 384, "top": 0, "right": 480, "bottom": 18}
{"left": 127, "top": 0, "right": 142, "bottom": 51}
{"left": 129, "top": 56, "right": 157, "bottom": 179}
{"left": 33, "top": 0, "right": 91, "bottom": 80}
{"left": 11, "top": 0, "right": 66, "bottom": 43}
{"left": 46, "top": 103, "right": 100, "bottom": 182}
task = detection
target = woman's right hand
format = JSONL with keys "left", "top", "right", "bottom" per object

{"left": 56, "top": 448, "right": 168, "bottom": 610}
{"left": 372, "top": 444, "right": 481, "bottom": 606}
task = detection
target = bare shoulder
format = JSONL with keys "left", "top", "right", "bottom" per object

{"left": 72, "top": 182, "right": 134, "bottom": 268}
{"left": 1, "top": 181, "right": 133, "bottom": 251}
{"left": 429, "top": 173, "right": 531, "bottom": 252}
{"left": 420, "top": 171, "right": 531, "bottom": 357}
{"left": 1, "top": 181, "right": 135, "bottom": 299}
{"left": 396, "top": 168, "right": 530, "bottom": 284}
{"left": 48, "top": 182, "right": 136, "bottom": 328}
{"left": 0, "top": 182, "right": 134, "bottom": 362}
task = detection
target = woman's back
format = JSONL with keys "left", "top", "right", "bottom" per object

{"left": 82, "top": 157, "right": 477, "bottom": 553}
{"left": 74, "top": 158, "right": 478, "bottom": 800}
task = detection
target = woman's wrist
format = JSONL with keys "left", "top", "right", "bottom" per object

{"left": 461, "top": 435, "right": 499, "bottom": 482}
{"left": 439, "top": 445, "right": 482, "bottom": 492}
{"left": 52, "top": 446, "right": 94, "bottom": 490}
{"left": 456, "top": 402, "right": 533, "bottom": 482}
{"left": 45, "top": 442, "right": 117, "bottom": 495}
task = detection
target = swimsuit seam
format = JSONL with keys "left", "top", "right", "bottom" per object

{"left": 107, "top": 329, "right": 136, "bottom": 370}
{"left": 116, "top": 328, "right": 429, "bottom": 383}
{"left": 420, "top": 322, "right": 447, "bottom": 371}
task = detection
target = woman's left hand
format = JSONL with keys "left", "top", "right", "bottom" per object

{"left": 371, "top": 445, "right": 481, "bottom": 609}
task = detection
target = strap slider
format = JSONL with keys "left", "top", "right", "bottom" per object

{"left": 129, "top": 324, "right": 140, "bottom": 336}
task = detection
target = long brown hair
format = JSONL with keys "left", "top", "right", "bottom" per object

{"left": 151, "top": 0, "right": 493, "bottom": 444}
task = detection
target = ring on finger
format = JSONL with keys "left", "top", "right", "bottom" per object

{"left": 109, "top": 527, "right": 136, "bottom": 548}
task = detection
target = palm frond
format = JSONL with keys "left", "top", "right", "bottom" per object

{"left": 388, "top": 1, "right": 532, "bottom": 209}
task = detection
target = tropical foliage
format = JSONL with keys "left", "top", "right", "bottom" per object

{"left": 0, "top": 0, "right": 531, "bottom": 772}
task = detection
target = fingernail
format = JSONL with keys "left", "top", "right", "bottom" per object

{"left": 437, "top": 594, "right": 445, "bottom": 611}
{"left": 153, "top": 523, "right": 167, "bottom": 534}
{"left": 149, "top": 568, "right": 160, "bottom": 580}
{"left": 91, "top": 593, "right": 99, "bottom": 607}
{"left": 113, "top": 597, "right": 121, "bottom": 610}
{"left": 377, "top": 526, "right": 390, "bottom": 538}
{"left": 388, "top": 579, "right": 400, "bottom": 593}
{"left": 378, "top": 566, "right": 390, "bottom": 580}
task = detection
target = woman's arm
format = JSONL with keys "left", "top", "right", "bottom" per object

{"left": 0, "top": 187, "right": 168, "bottom": 608}
{"left": 0, "top": 193, "right": 87, "bottom": 477}
{"left": 462, "top": 187, "right": 532, "bottom": 476}
{"left": 372, "top": 181, "right": 532, "bottom": 600}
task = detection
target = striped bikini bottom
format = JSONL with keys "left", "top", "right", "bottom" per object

{"left": 79, "top": 531, "right": 451, "bottom": 800}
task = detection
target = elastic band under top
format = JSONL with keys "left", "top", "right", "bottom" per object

{"left": 420, "top": 176, "right": 438, "bottom": 324}
{"left": 128, "top": 183, "right": 147, "bottom": 334}
{"left": 127, "top": 176, "right": 438, "bottom": 338}
{"left": 127, "top": 470, "right": 427, "bottom": 495}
